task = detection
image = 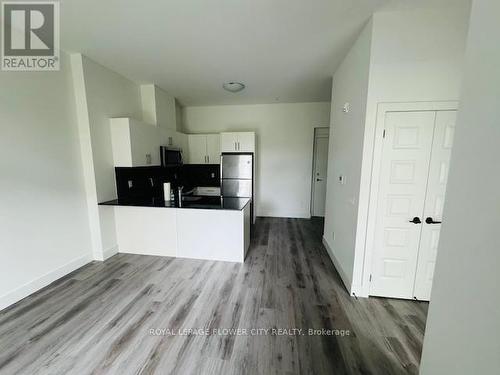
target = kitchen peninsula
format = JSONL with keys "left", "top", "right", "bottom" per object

{"left": 100, "top": 196, "right": 250, "bottom": 263}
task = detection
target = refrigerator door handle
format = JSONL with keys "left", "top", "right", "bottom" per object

{"left": 220, "top": 155, "right": 224, "bottom": 184}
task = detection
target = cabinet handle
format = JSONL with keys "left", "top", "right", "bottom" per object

{"left": 234, "top": 142, "right": 237, "bottom": 151}
{"left": 207, "top": 155, "right": 209, "bottom": 163}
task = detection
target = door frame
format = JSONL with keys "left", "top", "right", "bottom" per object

{"left": 310, "top": 127, "right": 330, "bottom": 217}
{"left": 361, "top": 101, "right": 458, "bottom": 298}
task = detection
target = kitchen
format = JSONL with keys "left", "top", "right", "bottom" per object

{"left": 101, "top": 117, "right": 256, "bottom": 263}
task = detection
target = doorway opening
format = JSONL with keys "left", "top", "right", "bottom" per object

{"left": 311, "top": 127, "right": 329, "bottom": 217}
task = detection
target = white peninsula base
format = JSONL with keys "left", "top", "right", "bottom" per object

{"left": 112, "top": 204, "right": 250, "bottom": 263}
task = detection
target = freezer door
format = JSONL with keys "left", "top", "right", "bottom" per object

{"left": 221, "top": 154, "right": 252, "bottom": 179}
{"left": 222, "top": 179, "right": 252, "bottom": 198}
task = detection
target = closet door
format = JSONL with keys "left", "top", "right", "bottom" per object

{"left": 370, "top": 111, "right": 436, "bottom": 299}
{"left": 413, "top": 111, "right": 456, "bottom": 300}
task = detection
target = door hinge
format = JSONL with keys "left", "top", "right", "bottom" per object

{"left": 382, "top": 129, "right": 386, "bottom": 138}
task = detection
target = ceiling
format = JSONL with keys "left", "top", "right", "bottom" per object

{"left": 61, "top": 0, "right": 470, "bottom": 106}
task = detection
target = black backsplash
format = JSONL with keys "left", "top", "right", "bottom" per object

{"left": 181, "top": 164, "right": 220, "bottom": 189}
{"left": 115, "top": 164, "right": 220, "bottom": 200}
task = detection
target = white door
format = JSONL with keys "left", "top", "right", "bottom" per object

{"left": 413, "top": 111, "right": 456, "bottom": 300}
{"left": 370, "top": 111, "right": 436, "bottom": 299}
{"left": 220, "top": 133, "right": 238, "bottom": 152}
{"left": 311, "top": 129, "right": 329, "bottom": 216}
{"left": 187, "top": 135, "right": 207, "bottom": 164}
{"left": 237, "top": 132, "right": 255, "bottom": 152}
{"left": 205, "top": 134, "right": 220, "bottom": 164}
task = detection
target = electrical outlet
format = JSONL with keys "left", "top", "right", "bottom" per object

{"left": 128, "top": 180, "right": 133, "bottom": 189}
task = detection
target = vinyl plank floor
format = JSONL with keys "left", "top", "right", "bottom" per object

{"left": 0, "top": 217, "right": 428, "bottom": 375}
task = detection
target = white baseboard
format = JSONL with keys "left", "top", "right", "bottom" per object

{"left": 322, "top": 236, "right": 353, "bottom": 295}
{"left": 257, "top": 210, "right": 311, "bottom": 219}
{"left": 0, "top": 253, "right": 93, "bottom": 311}
{"left": 102, "top": 245, "right": 119, "bottom": 260}
{"left": 92, "top": 244, "right": 119, "bottom": 261}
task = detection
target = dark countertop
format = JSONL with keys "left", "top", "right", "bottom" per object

{"left": 99, "top": 196, "right": 250, "bottom": 211}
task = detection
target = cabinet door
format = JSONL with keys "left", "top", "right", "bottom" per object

{"left": 206, "top": 134, "right": 220, "bottom": 164}
{"left": 237, "top": 132, "right": 255, "bottom": 152}
{"left": 220, "top": 133, "right": 238, "bottom": 152}
{"left": 187, "top": 135, "right": 207, "bottom": 164}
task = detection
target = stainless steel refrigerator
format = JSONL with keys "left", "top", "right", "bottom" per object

{"left": 221, "top": 153, "right": 254, "bottom": 223}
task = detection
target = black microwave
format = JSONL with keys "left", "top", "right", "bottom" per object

{"left": 160, "top": 146, "right": 183, "bottom": 167}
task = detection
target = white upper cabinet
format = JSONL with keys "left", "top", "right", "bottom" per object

{"left": 187, "top": 135, "right": 207, "bottom": 164}
{"left": 187, "top": 134, "right": 220, "bottom": 164}
{"left": 220, "top": 132, "right": 255, "bottom": 153}
{"left": 110, "top": 117, "right": 187, "bottom": 167}
{"left": 237, "top": 132, "right": 255, "bottom": 152}
{"left": 205, "top": 134, "right": 221, "bottom": 164}
{"left": 220, "top": 132, "right": 238, "bottom": 152}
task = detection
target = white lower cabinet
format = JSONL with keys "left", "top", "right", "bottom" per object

{"left": 113, "top": 205, "right": 250, "bottom": 263}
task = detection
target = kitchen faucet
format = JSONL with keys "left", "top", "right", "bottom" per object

{"left": 178, "top": 186, "right": 184, "bottom": 207}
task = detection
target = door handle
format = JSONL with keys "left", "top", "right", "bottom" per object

{"left": 409, "top": 217, "right": 422, "bottom": 224}
{"left": 425, "top": 217, "right": 442, "bottom": 224}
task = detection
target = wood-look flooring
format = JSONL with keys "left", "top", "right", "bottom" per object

{"left": 0, "top": 217, "right": 428, "bottom": 374}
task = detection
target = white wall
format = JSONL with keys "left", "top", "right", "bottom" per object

{"left": 420, "top": 0, "right": 500, "bottom": 372}
{"left": 72, "top": 54, "right": 143, "bottom": 259}
{"left": 323, "top": 20, "right": 373, "bottom": 292}
{"left": 324, "top": 6, "right": 470, "bottom": 295}
{"left": 357, "top": 7, "right": 470, "bottom": 295}
{"left": 154, "top": 86, "right": 176, "bottom": 131}
{"left": 140, "top": 84, "right": 177, "bottom": 130}
{"left": 0, "top": 53, "right": 92, "bottom": 310}
{"left": 183, "top": 102, "right": 331, "bottom": 218}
